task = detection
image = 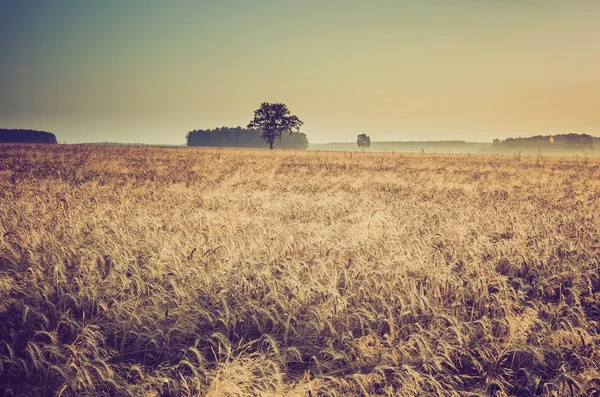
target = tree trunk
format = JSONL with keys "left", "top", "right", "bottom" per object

{"left": 269, "top": 140, "right": 273, "bottom": 150}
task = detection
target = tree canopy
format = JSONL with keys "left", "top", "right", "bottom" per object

{"left": 357, "top": 134, "right": 371, "bottom": 149}
{"left": 248, "top": 103, "right": 304, "bottom": 149}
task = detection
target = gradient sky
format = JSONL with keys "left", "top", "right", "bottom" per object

{"left": 1, "top": 1, "right": 600, "bottom": 144}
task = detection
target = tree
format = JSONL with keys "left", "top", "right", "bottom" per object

{"left": 357, "top": 134, "right": 371, "bottom": 149}
{"left": 248, "top": 103, "right": 304, "bottom": 149}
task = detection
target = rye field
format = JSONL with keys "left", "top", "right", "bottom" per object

{"left": 1, "top": 144, "right": 600, "bottom": 397}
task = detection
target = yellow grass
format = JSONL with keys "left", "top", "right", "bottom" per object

{"left": 1, "top": 144, "right": 600, "bottom": 396}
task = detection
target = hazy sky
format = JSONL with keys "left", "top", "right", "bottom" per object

{"left": 1, "top": 1, "right": 600, "bottom": 144}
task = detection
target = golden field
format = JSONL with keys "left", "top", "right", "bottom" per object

{"left": 1, "top": 144, "right": 600, "bottom": 397}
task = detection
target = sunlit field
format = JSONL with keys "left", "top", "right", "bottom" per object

{"left": 1, "top": 144, "right": 600, "bottom": 396}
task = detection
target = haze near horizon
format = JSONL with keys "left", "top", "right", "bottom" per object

{"left": 1, "top": 1, "right": 599, "bottom": 145}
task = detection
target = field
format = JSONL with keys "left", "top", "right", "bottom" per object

{"left": 1, "top": 144, "right": 600, "bottom": 397}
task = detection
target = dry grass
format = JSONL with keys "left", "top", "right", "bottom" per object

{"left": 1, "top": 144, "right": 600, "bottom": 396}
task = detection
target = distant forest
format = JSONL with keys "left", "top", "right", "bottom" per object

{"left": 0, "top": 129, "right": 57, "bottom": 144}
{"left": 489, "top": 133, "right": 596, "bottom": 153}
{"left": 186, "top": 127, "right": 308, "bottom": 149}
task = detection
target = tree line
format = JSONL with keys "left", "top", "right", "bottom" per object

{"left": 0, "top": 129, "right": 57, "bottom": 144}
{"left": 491, "top": 133, "right": 594, "bottom": 152}
{"left": 186, "top": 126, "right": 308, "bottom": 149}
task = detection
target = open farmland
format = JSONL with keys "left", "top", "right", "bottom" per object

{"left": 1, "top": 144, "right": 600, "bottom": 396}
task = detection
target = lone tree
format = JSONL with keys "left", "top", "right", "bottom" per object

{"left": 248, "top": 103, "right": 303, "bottom": 149}
{"left": 357, "top": 134, "right": 371, "bottom": 149}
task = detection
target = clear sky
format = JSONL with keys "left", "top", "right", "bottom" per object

{"left": 1, "top": 1, "right": 599, "bottom": 144}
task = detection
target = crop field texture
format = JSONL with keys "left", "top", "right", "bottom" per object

{"left": 1, "top": 144, "right": 600, "bottom": 397}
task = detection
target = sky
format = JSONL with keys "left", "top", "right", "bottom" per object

{"left": 1, "top": 1, "right": 600, "bottom": 144}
